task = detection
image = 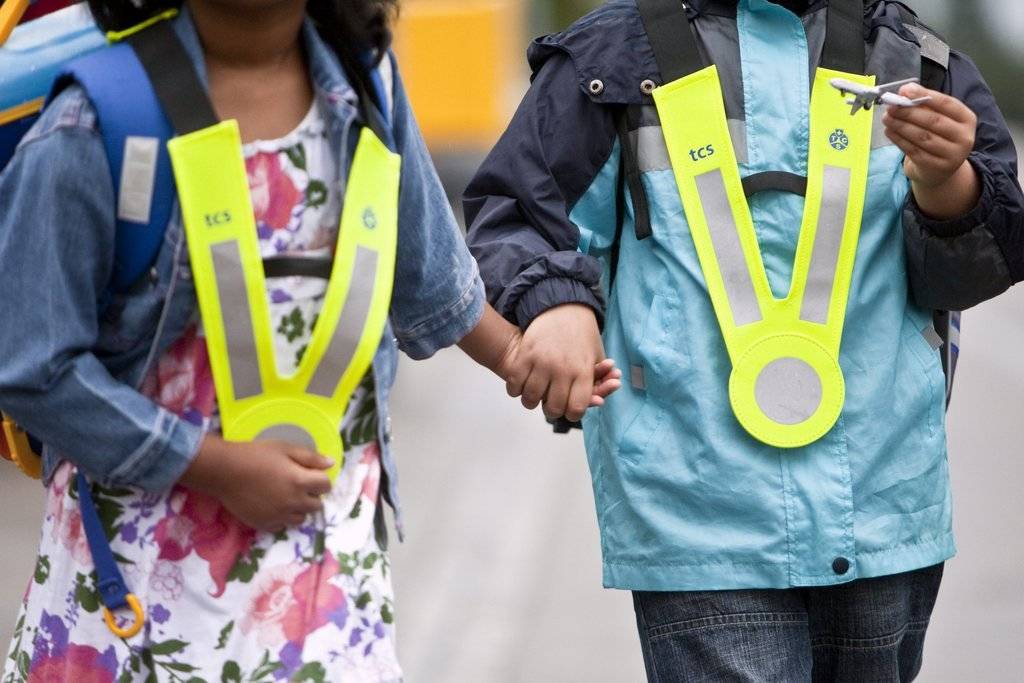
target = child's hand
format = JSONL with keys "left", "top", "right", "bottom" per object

{"left": 500, "top": 304, "right": 622, "bottom": 422}
{"left": 181, "top": 435, "right": 333, "bottom": 533}
{"left": 882, "top": 83, "right": 981, "bottom": 219}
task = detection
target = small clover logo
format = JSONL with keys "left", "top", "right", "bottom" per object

{"left": 829, "top": 129, "right": 850, "bottom": 151}
{"left": 362, "top": 207, "right": 378, "bottom": 229}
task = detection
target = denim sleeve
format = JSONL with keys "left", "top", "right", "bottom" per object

{"left": 386, "top": 54, "right": 486, "bottom": 360}
{"left": 0, "top": 89, "right": 203, "bottom": 492}
{"left": 902, "top": 51, "right": 1024, "bottom": 311}
{"left": 463, "top": 52, "right": 616, "bottom": 330}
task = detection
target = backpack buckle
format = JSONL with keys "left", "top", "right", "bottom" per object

{"left": 1, "top": 413, "right": 42, "bottom": 479}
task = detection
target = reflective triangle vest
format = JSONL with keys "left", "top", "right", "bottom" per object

{"left": 637, "top": 0, "right": 876, "bottom": 448}
{"left": 134, "top": 20, "right": 401, "bottom": 481}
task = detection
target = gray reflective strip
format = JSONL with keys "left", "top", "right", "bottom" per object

{"left": 634, "top": 119, "right": 747, "bottom": 173}
{"left": 630, "top": 365, "right": 646, "bottom": 391}
{"left": 800, "top": 166, "right": 851, "bottom": 325}
{"left": 908, "top": 26, "right": 950, "bottom": 69}
{"left": 211, "top": 241, "right": 263, "bottom": 400}
{"left": 307, "top": 246, "right": 378, "bottom": 398}
{"left": 922, "top": 325, "right": 944, "bottom": 350}
{"left": 256, "top": 424, "right": 317, "bottom": 449}
{"left": 635, "top": 126, "right": 671, "bottom": 173}
{"left": 694, "top": 169, "right": 763, "bottom": 326}
{"left": 871, "top": 106, "right": 891, "bottom": 149}
{"left": 727, "top": 119, "right": 748, "bottom": 165}
{"left": 754, "top": 357, "right": 823, "bottom": 425}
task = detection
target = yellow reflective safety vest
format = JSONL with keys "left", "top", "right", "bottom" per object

{"left": 653, "top": 65, "right": 873, "bottom": 448}
{"left": 169, "top": 122, "right": 400, "bottom": 480}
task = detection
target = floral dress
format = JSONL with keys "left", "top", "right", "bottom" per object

{"left": 4, "top": 101, "right": 403, "bottom": 683}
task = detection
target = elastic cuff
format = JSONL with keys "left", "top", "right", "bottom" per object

{"left": 908, "top": 155, "right": 994, "bottom": 238}
{"left": 513, "top": 276, "right": 606, "bottom": 330}
{"left": 396, "top": 272, "right": 487, "bottom": 360}
{"left": 106, "top": 408, "right": 204, "bottom": 492}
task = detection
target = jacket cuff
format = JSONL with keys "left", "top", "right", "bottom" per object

{"left": 906, "top": 154, "right": 993, "bottom": 238}
{"left": 396, "top": 270, "right": 486, "bottom": 360}
{"left": 513, "top": 276, "right": 606, "bottom": 330}
{"left": 105, "top": 408, "right": 205, "bottom": 492}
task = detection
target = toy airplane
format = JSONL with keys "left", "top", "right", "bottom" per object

{"left": 830, "top": 77, "right": 932, "bottom": 115}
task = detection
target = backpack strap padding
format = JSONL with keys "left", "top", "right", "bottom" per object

{"left": 821, "top": 0, "right": 866, "bottom": 74}
{"left": 126, "top": 21, "right": 217, "bottom": 135}
{"left": 636, "top": 0, "right": 703, "bottom": 85}
{"left": 54, "top": 43, "right": 175, "bottom": 296}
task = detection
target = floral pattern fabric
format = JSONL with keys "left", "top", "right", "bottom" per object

{"left": 4, "top": 100, "right": 402, "bottom": 683}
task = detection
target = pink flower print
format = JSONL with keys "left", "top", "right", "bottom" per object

{"left": 142, "top": 326, "right": 216, "bottom": 423}
{"left": 44, "top": 463, "right": 73, "bottom": 529}
{"left": 360, "top": 442, "right": 382, "bottom": 503}
{"left": 47, "top": 497, "right": 93, "bottom": 567}
{"left": 45, "top": 466, "right": 91, "bottom": 566}
{"left": 28, "top": 614, "right": 118, "bottom": 683}
{"left": 28, "top": 644, "right": 117, "bottom": 683}
{"left": 247, "top": 151, "right": 303, "bottom": 232}
{"left": 153, "top": 487, "right": 256, "bottom": 597}
{"left": 281, "top": 554, "right": 347, "bottom": 644}
{"left": 240, "top": 564, "right": 303, "bottom": 648}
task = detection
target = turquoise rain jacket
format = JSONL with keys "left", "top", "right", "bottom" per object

{"left": 465, "top": 0, "right": 1023, "bottom": 591}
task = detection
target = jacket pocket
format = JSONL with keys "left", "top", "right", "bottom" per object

{"left": 617, "top": 293, "right": 689, "bottom": 463}
{"left": 899, "top": 313, "right": 944, "bottom": 436}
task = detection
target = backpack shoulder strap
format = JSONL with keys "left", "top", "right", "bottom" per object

{"left": 53, "top": 43, "right": 175, "bottom": 297}
{"left": 892, "top": 4, "right": 950, "bottom": 90}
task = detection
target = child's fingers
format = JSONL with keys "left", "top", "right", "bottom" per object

{"left": 302, "top": 472, "right": 333, "bottom": 497}
{"left": 505, "top": 363, "right": 530, "bottom": 399}
{"left": 886, "top": 128, "right": 950, "bottom": 170}
{"left": 287, "top": 448, "right": 334, "bottom": 470}
{"left": 884, "top": 106, "right": 968, "bottom": 146}
{"left": 521, "top": 367, "right": 549, "bottom": 410}
{"left": 593, "top": 358, "right": 616, "bottom": 376}
{"left": 884, "top": 117, "right": 963, "bottom": 159}
{"left": 901, "top": 84, "right": 976, "bottom": 125}
{"left": 543, "top": 374, "right": 573, "bottom": 419}
{"left": 564, "top": 377, "right": 594, "bottom": 422}
{"left": 593, "top": 375, "right": 622, "bottom": 398}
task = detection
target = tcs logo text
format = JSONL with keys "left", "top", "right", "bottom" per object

{"left": 204, "top": 211, "right": 232, "bottom": 227}
{"left": 689, "top": 144, "right": 715, "bottom": 162}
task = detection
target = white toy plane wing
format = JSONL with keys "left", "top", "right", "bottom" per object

{"left": 829, "top": 77, "right": 931, "bottom": 115}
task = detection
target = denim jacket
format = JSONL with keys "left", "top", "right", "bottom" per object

{"left": 0, "top": 11, "right": 485, "bottom": 535}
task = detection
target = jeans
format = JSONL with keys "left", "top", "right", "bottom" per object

{"left": 633, "top": 564, "right": 944, "bottom": 682}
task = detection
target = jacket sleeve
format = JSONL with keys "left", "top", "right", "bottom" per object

{"left": 0, "top": 90, "right": 203, "bottom": 491}
{"left": 463, "top": 51, "right": 619, "bottom": 329}
{"left": 385, "top": 54, "right": 486, "bottom": 359}
{"left": 902, "top": 50, "right": 1024, "bottom": 311}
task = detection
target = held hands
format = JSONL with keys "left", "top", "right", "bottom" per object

{"left": 180, "top": 434, "right": 332, "bottom": 532}
{"left": 883, "top": 83, "right": 982, "bottom": 220}
{"left": 497, "top": 304, "right": 622, "bottom": 422}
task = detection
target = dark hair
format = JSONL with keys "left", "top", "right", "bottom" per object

{"left": 87, "top": 0, "right": 398, "bottom": 59}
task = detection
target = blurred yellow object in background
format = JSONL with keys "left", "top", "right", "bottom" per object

{"left": 393, "top": 0, "right": 525, "bottom": 151}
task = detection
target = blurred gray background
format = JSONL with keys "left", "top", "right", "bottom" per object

{"left": 2, "top": 1, "right": 1022, "bottom": 681}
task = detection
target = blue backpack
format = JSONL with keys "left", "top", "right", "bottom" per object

{"left": 1, "top": 3, "right": 176, "bottom": 303}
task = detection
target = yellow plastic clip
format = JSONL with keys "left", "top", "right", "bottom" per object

{"left": 105, "top": 8, "right": 178, "bottom": 43}
{"left": 0, "top": 0, "right": 29, "bottom": 47}
{"left": 103, "top": 594, "right": 145, "bottom": 639}
{"left": 1, "top": 414, "right": 42, "bottom": 480}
